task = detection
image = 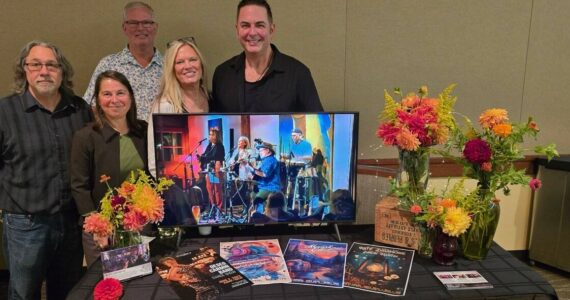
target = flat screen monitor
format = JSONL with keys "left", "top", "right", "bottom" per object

{"left": 152, "top": 112, "right": 358, "bottom": 226}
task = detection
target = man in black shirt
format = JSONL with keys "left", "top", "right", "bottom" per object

{"left": 0, "top": 40, "right": 92, "bottom": 299}
{"left": 211, "top": 0, "right": 324, "bottom": 112}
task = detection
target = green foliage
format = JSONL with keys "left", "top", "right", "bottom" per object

{"left": 380, "top": 89, "right": 399, "bottom": 122}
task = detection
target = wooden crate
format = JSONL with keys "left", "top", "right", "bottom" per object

{"left": 374, "top": 196, "right": 421, "bottom": 250}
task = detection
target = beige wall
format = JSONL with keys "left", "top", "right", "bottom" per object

{"left": 1, "top": 1, "right": 568, "bottom": 158}
{"left": 0, "top": 1, "right": 568, "bottom": 253}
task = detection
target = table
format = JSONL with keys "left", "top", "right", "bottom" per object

{"left": 68, "top": 225, "right": 557, "bottom": 299}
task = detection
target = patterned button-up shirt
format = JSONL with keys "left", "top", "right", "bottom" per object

{"left": 83, "top": 46, "right": 163, "bottom": 120}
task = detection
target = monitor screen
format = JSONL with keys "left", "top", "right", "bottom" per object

{"left": 152, "top": 112, "right": 358, "bottom": 226}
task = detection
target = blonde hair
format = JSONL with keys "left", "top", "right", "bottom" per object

{"left": 154, "top": 40, "right": 208, "bottom": 113}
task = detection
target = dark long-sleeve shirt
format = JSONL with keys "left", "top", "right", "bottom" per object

{"left": 0, "top": 90, "right": 92, "bottom": 214}
{"left": 211, "top": 44, "right": 323, "bottom": 113}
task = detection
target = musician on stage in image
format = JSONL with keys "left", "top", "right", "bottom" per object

{"left": 283, "top": 128, "right": 313, "bottom": 210}
{"left": 228, "top": 136, "right": 255, "bottom": 181}
{"left": 246, "top": 142, "right": 281, "bottom": 217}
{"left": 228, "top": 136, "right": 256, "bottom": 212}
{"left": 198, "top": 127, "right": 225, "bottom": 213}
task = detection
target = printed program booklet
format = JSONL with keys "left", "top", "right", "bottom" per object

{"left": 433, "top": 271, "right": 493, "bottom": 290}
{"left": 344, "top": 242, "right": 414, "bottom": 296}
{"left": 155, "top": 247, "right": 252, "bottom": 299}
{"left": 220, "top": 239, "right": 291, "bottom": 285}
{"left": 101, "top": 243, "right": 152, "bottom": 281}
{"left": 283, "top": 239, "right": 347, "bottom": 288}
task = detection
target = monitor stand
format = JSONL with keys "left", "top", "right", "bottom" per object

{"left": 333, "top": 223, "right": 341, "bottom": 242}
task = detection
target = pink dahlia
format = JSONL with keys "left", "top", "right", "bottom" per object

{"left": 410, "top": 204, "right": 422, "bottom": 215}
{"left": 83, "top": 213, "right": 112, "bottom": 236}
{"left": 123, "top": 209, "right": 147, "bottom": 232}
{"left": 529, "top": 178, "right": 542, "bottom": 191}
{"left": 93, "top": 278, "right": 123, "bottom": 300}
{"left": 463, "top": 138, "right": 492, "bottom": 165}
{"left": 110, "top": 195, "right": 126, "bottom": 208}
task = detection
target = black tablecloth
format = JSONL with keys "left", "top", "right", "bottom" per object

{"left": 67, "top": 225, "right": 557, "bottom": 299}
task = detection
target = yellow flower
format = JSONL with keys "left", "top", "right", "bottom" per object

{"left": 130, "top": 185, "right": 164, "bottom": 222}
{"left": 442, "top": 207, "right": 472, "bottom": 237}
{"left": 479, "top": 108, "right": 508, "bottom": 129}
{"left": 492, "top": 123, "right": 512, "bottom": 137}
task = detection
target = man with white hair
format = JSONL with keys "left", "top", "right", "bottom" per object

{"left": 83, "top": 1, "right": 162, "bottom": 119}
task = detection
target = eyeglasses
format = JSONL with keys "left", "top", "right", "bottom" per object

{"left": 24, "top": 62, "right": 61, "bottom": 72}
{"left": 124, "top": 20, "right": 156, "bottom": 28}
{"left": 167, "top": 37, "right": 197, "bottom": 48}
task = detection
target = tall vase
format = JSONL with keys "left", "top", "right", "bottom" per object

{"left": 397, "top": 149, "right": 430, "bottom": 202}
{"left": 112, "top": 229, "right": 142, "bottom": 249}
{"left": 461, "top": 200, "right": 500, "bottom": 260}
{"left": 433, "top": 227, "right": 459, "bottom": 265}
{"left": 417, "top": 222, "right": 434, "bottom": 258}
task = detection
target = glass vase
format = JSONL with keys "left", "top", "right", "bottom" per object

{"left": 417, "top": 223, "right": 434, "bottom": 258}
{"left": 397, "top": 149, "right": 430, "bottom": 202}
{"left": 112, "top": 229, "right": 142, "bottom": 249}
{"left": 433, "top": 227, "right": 459, "bottom": 265}
{"left": 461, "top": 200, "right": 500, "bottom": 260}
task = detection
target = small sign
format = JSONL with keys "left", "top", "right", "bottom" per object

{"left": 101, "top": 243, "right": 152, "bottom": 281}
{"left": 374, "top": 196, "right": 421, "bottom": 250}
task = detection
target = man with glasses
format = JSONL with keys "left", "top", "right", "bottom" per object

{"left": 0, "top": 40, "right": 92, "bottom": 299}
{"left": 83, "top": 1, "right": 162, "bottom": 119}
{"left": 211, "top": 0, "right": 323, "bottom": 112}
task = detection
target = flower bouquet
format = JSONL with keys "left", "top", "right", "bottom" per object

{"left": 414, "top": 180, "right": 473, "bottom": 265}
{"left": 376, "top": 84, "right": 457, "bottom": 257}
{"left": 83, "top": 170, "right": 173, "bottom": 249}
{"left": 377, "top": 84, "right": 457, "bottom": 210}
{"left": 441, "top": 108, "right": 558, "bottom": 259}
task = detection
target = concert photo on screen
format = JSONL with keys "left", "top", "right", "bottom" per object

{"left": 152, "top": 112, "right": 358, "bottom": 227}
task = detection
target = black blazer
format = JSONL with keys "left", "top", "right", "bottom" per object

{"left": 70, "top": 121, "right": 147, "bottom": 216}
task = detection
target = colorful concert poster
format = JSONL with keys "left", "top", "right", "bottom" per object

{"left": 283, "top": 239, "right": 347, "bottom": 288}
{"left": 155, "top": 247, "right": 251, "bottom": 299}
{"left": 344, "top": 242, "right": 414, "bottom": 296}
{"left": 219, "top": 239, "right": 291, "bottom": 285}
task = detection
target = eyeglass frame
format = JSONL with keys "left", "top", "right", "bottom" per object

{"left": 123, "top": 20, "right": 156, "bottom": 29}
{"left": 23, "top": 62, "right": 61, "bottom": 72}
{"left": 166, "top": 37, "right": 197, "bottom": 48}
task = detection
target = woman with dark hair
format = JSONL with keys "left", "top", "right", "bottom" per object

{"left": 70, "top": 70, "right": 148, "bottom": 266}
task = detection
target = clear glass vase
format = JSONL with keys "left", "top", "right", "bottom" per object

{"left": 111, "top": 229, "right": 142, "bottom": 249}
{"left": 461, "top": 200, "right": 500, "bottom": 260}
{"left": 397, "top": 149, "right": 430, "bottom": 202}
{"left": 417, "top": 223, "right": 434, "bottom": 258}
{"left": 433, "top": 227, "right": 459, "bottom": 265}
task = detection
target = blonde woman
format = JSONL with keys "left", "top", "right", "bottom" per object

{"left": 148, "top": 38, "right": 209, "bottom": 177}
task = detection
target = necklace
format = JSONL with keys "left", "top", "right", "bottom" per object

{"left": 256, "top": 52, "right": 274, "bottom": 82}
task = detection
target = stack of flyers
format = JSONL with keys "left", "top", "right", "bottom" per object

{"left": 219, "top": 239, "right": 291, "bottom": 285}
{"left": 283, "top": 239, "right": 348, "bottom": 288}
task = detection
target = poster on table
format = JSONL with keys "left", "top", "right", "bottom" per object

{"left": 101, "top": 243, "right": 152, "bottom": 281}
{"left": 155, "top": 247, "right": 251, "bottom": 299}
{"left": 283, "top": 239, "right": 347, "bottom": 288}
{"left": 344, "top": 242, "right": 414, "bottom": 296}
{"left": 219, "top": 239, "right": 291, "bottom": 285}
